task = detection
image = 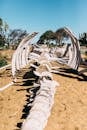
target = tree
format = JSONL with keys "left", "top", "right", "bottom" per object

{"left": 0, "top": 18, "right": 3, "bottom": 33}
{"left": 79, "top": 33, "right": 87, "bottom": 46}
{"left": 55, "top": 28, "right": 69, "bottom": 46}
{"left": 0, "top": 35, "right": 5, "bottom": 47}
{"left": 4, "top": 21, "right": 9, "bottom": 32}
{"left": 37, "top": 30, "right": 56, "bottom": 45}
{"left": 0, "top": 18, "right": 9, "bottom": 47}
{"left": 0, "top": 18, "right": 5, "bottom": 47}
{"left": 8, "top": 29, "right": 27, "bottom": 49}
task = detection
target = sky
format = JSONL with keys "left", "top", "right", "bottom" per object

{"left": 0, "top": 0, "right": 87, "bottom": 40}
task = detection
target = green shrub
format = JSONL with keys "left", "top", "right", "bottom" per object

{"left": 0, "top": 56, "right": 7, "bottom": 67}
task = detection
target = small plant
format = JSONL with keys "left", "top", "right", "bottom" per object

{"left": 0, "top": 55, "right": 7, "bottom": 67}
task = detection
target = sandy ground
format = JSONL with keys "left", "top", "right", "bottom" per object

{"left": 0, "top": 68, "right": 87, "bottom": 130}
{"left": 0, "top": 49, "right": 87, "bottom": 130}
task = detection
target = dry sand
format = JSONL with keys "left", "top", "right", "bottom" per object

{"left": 0, "top": 49, "right": 87, "bottom": 130}
{"left": 0, "top": 69, "right": 87, "bottom": 130}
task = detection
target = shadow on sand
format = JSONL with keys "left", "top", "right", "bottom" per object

{"left": 15, "top": 67, "right": 87, "bottom": 130}
{"left": 54, "top": 68, "right": 87, "bottom": 81}
{"left": 15, "top": 68, "right": 40, "bottom": 130}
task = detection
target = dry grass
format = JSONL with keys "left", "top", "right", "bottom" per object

{"left": 0, "top": 49, "right": 14, "bottom": 64}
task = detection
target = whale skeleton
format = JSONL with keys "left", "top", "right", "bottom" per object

{"left": 0, "top": 27, "right": 85, "bottom": 130}
{"left": 0, "top": 27, "right": 82, "bottom": 92}
{"left": 11, "top": 27, "right": 82, "bottom": 130}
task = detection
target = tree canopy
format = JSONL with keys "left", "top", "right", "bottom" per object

{"left": 37, "top": 30, "right": 56, "bottom": 45}
{"left": 8, "top": 29, "right": 27, "bottom": 45}
{"left": 0, "top": 17, "right": 28, "bottom": 49}
{"left": 0, "top": 18, "right": 9, "bottom": 47}
{"left": 79, "top": 33, "right": 87, "bottom": 46}
{"left": 0, "top": 17, "right": 87, "bottom": 49}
